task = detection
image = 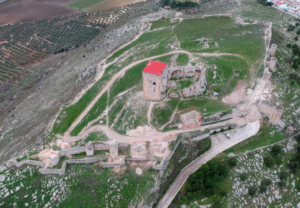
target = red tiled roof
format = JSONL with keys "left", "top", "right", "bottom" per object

{"left": 143, "top": 60, "right": 167, "bottom": 76}
{"left": 0, "top": 41, "right": 7, "bottom": 45}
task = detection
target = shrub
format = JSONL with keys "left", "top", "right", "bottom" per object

{"left": 239, "top": 173, "right": 248, "bottom": 181}
{"left": 228, "top": 157, "right": 238, "bottom": 168}
{"left": 297, "top": 146, "right": 300, "bottom": 153}
{"left": 287, "top": 159, "right": 298, "bottom": 173}
{"left": 271, "top": 145, "right": 282, "bottom": 157}
{"left": 279, "top": 171, "right": 288, "bottom": 181}
{"left": 295, "top": 135, "right": 300, "bottom": 143}
{"left": 248, "top": 186, "right": 256, "bottom": 196}
{"left": 264, "top": 156, "right": 274, "bottom": 168}
{"left": 261, "top": 178, "right": 272, "bottom": 186}
{"left": 259, "top": 185, "right": 267, "bottom": 193}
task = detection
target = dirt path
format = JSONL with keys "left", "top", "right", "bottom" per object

{"left": 156, "top": 120, "right": 260, "bottom": 208}
{"left": 148, "top": 102, "right": 155, "bottom": 127}
{"left": 63, "top": 116, "right": 239, "bottom": 144}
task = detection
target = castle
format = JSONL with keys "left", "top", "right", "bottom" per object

{"left": 142, "top": 60, "right": 207, "bottom": 100}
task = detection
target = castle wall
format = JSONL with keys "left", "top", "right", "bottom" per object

{"left": 259, "top": 101, "right": 283, "bottom": 124}
{"left": 269, "top": 57, "right": 277, "bottom": 71}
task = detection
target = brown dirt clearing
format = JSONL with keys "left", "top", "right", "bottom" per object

{"left": 222, "top": 80, "right": 248, "bottom": 105}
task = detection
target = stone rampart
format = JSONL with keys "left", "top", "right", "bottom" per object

{"left": 39, "top": 157, "right": 105, "bottom": 175}
{"left": 59, "top": 146, "right": 86, "bottom": 157}
{"left": 258, "top": 100, "right": 283, "bottom": 124}
{"left": 5, "top": 158, "right": 45, "bottom": 169}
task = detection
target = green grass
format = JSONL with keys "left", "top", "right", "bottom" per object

{"left": 52, "top": 64, "right": 116, "bottom": 135}
{"left": 174, "top": 17, "right": 265, "bottom": 62}
{"left": 204, "top": 56, "right": 250, "bottom": 95}
{"left": 150, "top": 19, "right": 178, "bottom": 30}
{"left": 152, "top": 98, "right": 231, "bottom": 128}
{"left": 61, "top": 165, "right": 156, "bottom": 207}
{"left": 176, "top": 53, "right": 189, "bottom": 66}
{"left": 177, "top": 98, "right": 231, "bottom": 115}
{"left": 106, "top": 28, "right": 175, "bottom": 63}
{"left": 68, "top": 0, "right": 105, "bottom": 9}
{"left": 239, "top": 0, "right": 295, "bottom": 27}
{"left": 109, "top": 62, "right": 147, "bottom": 104}
{"left": 85, "top": 131, "right": 109, "bottom": 142}
{"left": 224, "top": 121, "right": 285, "bottom": 154}
{"left": 178, "top": 79, "right": 193, "bottom": 88}
{"left": 71, "top": 92, "right": 108, "bottom": 136}
{"left": 151, "top": 99, "right": 181, "bottom": 127}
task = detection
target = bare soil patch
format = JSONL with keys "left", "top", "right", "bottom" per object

{"left": 84, "top": 0, "right": 144, "bottom": 12}
{"left": 222, "top": 80, "right": 247, "bottom": 105}
{"left": 0, "top": 0, "right": 77, "bottom": 25}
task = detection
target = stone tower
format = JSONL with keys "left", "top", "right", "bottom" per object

{"left": 142, "top": 60, "right": 168, "bottom": 100}
{"left": 269, "top": 57, "right": 277, "bottom": 71}
{"left": 269, "top": 44, "right": 277, "bottom": 57}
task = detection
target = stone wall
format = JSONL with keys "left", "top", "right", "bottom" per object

{"left": 5, "top": 158, "right": 45, "bottom": 169}
{"left": 258, "top": 100, "right": 283, "bottom": 124}
{"left": 168, "top": 63, "right": 207, "bottom": 97}
{"left": 39, "top": 157, "right": 105, "bottom": 175}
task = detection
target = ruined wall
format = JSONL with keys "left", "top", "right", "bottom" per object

{"left": 5, "top": 158, "right": 45, "bottom": 169}
{"left": 269, "top": 44, "right": 277, "bottom": 57}
{"left": 39, "top": 157, "right": 105, "bottom": 175}
{"left": 259, "top": 101, "right": 283, "bottom": 124}
{"left": 269, "top": 57, "right": 277, "bottom": 71}
{"left": 168, "top": 63, "right": 207, "bottom": 97}
{"left": 183, "top": 69, "right": 207, "bottom": 97}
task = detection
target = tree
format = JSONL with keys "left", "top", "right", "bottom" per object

{"left": 248, "top": 186, "right": 257, "bottom": 196}
{"left": 264, "top": 156, "right": 274, "bottom": 168}
{"left": 295, "top": 36, "right": 298, "bottom": 41}
{"left": 240, "top": 173, "right": 248, "bottom": 181}
{"left": 228, "top": 157, "right": 238, "bottom": 168}
{"left": 287, "top": 43, "right": 292, "bottom": 48}
{"left": 271, "top": 145, "right": 282, "bottom": 157}
{"left": 260, "top": 178, "right": 272, "bottom": 193}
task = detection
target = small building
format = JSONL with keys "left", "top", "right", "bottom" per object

{"left": 143, "top": 60, "right": 168, "bottom": 100}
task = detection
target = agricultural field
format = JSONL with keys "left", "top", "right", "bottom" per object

{"left": 0, "top": 4, "right": 135, "bottom": 84}
{"left": 0, "top": 0, "right": 77, "bottom": 25}
{"left": 68, "top": 0, "right": 106, "bottom": 10}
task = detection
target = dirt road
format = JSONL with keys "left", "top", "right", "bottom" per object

{"left": 156, "top": 120, "right": 260, "bottom": 208}
{"left": 63, "top": 117, "right": 238, "bottom": 144}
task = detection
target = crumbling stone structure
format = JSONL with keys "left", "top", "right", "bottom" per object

{"left": 168, "top": 63, "right": 207, "bottom": 97}
{"left": 258, "top": 100, "right": 283, "bottom": 124}
{"left": 269, "top": 57, "right": 277, "bottom": 72}
{"left": 263, "top": 68, "right": 272, "bottom": 80}
{"left": 5, "top": 158, "right": 45, "bottom": 169}
{"left": 108, "top": 139, "right": 119, "bottom": 158}
{"left": 269, "top": 44, "right": 277, "bottom": 57}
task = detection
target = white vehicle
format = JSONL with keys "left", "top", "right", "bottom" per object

{"left": 224, "top": 132, "right": 230, "bottom": 139}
